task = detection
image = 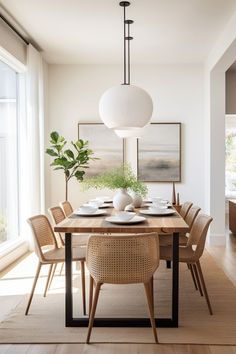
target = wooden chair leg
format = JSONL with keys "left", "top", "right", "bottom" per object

{"left": 89, "top": 275, "right": 94, "bottom": 316}
{"left": 166, "top": 260, "right": 171, "bottom": 268}
{"left": 48, "top": 263, "right": 57, "bottom": 291}
{"left": 43, "top": 264, "right": 53, "bottom": 297}
{"left": 189, "top": 264, "right": 198, "bottom": 291}
{"left": 80, "top": 260, "right": 86, "bottom": 316}
{"left": 196, "top": 261, "right": 213, "bottom": 315}
{"left": 144, "top": 281, "right": 158, "bottom": 343}
{"left": 86, "top": 282, "right": 102, "bottom": 344}
{"left": 25, "top": 262, "right": 41, "bottom": 315}
{"left": 59, "top": 262, "right": 64, "bottom": 275}
{"left": 193, "top": 264, "right": 203, "bottom": 296}
{"left": 150, "top": 276, "right": 154, "bottom": 310}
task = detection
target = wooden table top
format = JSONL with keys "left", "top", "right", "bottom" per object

{"left": 54, "top": 207, "right": 189, "bottom": 234}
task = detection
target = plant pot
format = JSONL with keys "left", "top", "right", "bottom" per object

{"left": 113, "top": 188, "right": 132, "bottom": 211}
{"left": 130, "top": 191, "right": 143, "bottom": 208}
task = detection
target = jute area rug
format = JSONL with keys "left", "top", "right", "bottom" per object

{"left": 0, "top": 252, "right": 236, "bottom": 344}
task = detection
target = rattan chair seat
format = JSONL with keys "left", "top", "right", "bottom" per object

{"left": 160, "top": 244, "right": 195, "bottom": 262}
{"left": 43, "top": 246, "right": 86, "bottom": 263}
{"left": 159, "top": 233, "right": 189, "bottom": 246}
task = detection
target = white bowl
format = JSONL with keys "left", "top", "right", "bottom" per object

{"left": 96, "top": 196, "right": 111, "bottom": 202}
{"left": 89, "top": 200, "right": 103, "bottom": 208}
{"left": 149, "top": 206, "right": 167, "bottom": 213}
{"left": 116, "top": 211, "right": 136, "bottom": 221}
{"left": 79, "top": 205, "right": 97, "bottom": 214}
{"left": 152, "top": 202, "right": 168, "bottom": 209}
{"left": 151, "top": 197, "right": 162, "bottom": 203}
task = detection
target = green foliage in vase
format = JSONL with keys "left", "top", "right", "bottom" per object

{"left": 83, "top": 164, "right": 148, "bottom": 197}
{"left": 46, "top": 131, "right": 96, "bottom": 200}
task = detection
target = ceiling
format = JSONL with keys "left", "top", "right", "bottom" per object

{"left": 1, "top": 0, "right": 236, "bottom": 64}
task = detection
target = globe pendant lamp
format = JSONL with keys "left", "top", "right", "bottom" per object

{"left": 99, "top": 1, "right": 153, "bottom": 135}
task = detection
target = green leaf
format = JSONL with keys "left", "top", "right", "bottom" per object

{"left": 50, "top": 131, "right": 59, "bottom": 143}
{"left": 65, "top": 149, "right": 74, "bottom": 159}
{"left": 75, "top": 170, "right": 85, "bottom": 181}
{"left": 53, "top": 167, "right": 64, "bottom": 171}
{"left": 51, "top": 157, "right": 68, "bottom": 167}
{"left": 46, "top": 148, "right": 58, "bottom": 157}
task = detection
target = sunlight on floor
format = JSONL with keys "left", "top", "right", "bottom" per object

{"left": 0, "top": 253, "right": 83, "bottom": 297}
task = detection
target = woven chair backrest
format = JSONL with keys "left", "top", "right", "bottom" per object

{"left": 180, "top": 201, "right": 193, "bottom": 219}
{"left": 60, "top": 201, "right": 73, "bottom": 217}
{"left": 87, "top": 233, "right": 160, "bottom": 284}
{"left": 187, "top": 213, "right": 213, "bottom": 260}
{"left": 185, "top": 205, "right": 201, "bottom": 231}
{"left": 27, "top": 214, "right": 57, "bottom": 262}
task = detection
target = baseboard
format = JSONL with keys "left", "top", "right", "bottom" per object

{"left": 207, "top": 233, "right": 226, "bottom": 245}
{"left": 0, "top": 241, "right": 29, "bottom": 272}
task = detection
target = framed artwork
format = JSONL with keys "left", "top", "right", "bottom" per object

{"left": 78, "top": 123, "right": 124, "bottom": 177}
{"left": 137, "top": 123, "right": 181, "bottom": 182}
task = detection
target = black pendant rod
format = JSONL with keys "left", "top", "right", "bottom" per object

{"left": 120, "top": 1, "right": 132, "bottom": 85}
{"left": 124, "top": 4, "right": 127, "bottom": 84}
{"left": 125, "top": 20, "right": 133, "bottom": 85}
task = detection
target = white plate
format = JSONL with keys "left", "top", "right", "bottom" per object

{"left": 74, "top": 210, "right": 107, "bottom": 216}
{"left": 90, "top": 198, "right": 113, "bottom": 204}
{"left": 105, "top": 215, "right": 146, "bottom": 225}
{"left": 139, "top": 209, "right": 176, "bottom": 216}
{"left": 84, "top": 203, "right": 112, "bottom": 209}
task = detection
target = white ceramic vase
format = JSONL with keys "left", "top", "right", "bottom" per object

{"left": 113, "top": 188, "right": 132, "bottom": 211}
{"left": 130, "top": 191, "right": 143, "bottom": 208}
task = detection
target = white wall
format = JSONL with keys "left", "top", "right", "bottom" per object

{"left": 47, "top": 63, "right": 205, "bottom": 211}
{"left": 205, "top": 11, "right": 236, "bottom": 244}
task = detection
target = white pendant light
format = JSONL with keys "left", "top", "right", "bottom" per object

{"left": 99, "top": 1, "right": 153, "bottom": 133}
{"left": 99, "top": 85, "right": 153, "bottom": 130}
{"left": 115, "top": 124, "right": 150, "bottom": 138}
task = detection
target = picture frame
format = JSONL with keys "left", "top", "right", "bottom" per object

{"left": 78, "top": 122, "right": 124, "bottom": 177}
{"left": 137, "top": 122, "right": 181, "bottom": 182}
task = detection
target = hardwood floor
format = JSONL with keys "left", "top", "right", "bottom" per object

{"left": 1, "top": 344, "right": 236, "bottom": 354}
{"left": 0, "top": 228, "right": 236, "bottom": 354}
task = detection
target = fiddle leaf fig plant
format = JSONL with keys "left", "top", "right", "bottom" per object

{"left": 46, "top": 131, "right": 96, "bottom": 200}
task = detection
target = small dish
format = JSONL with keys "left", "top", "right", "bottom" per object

{"left": 89, "top": 200, "right": 104, "bottom": 208}
{"left": 106, "top": 215, "right": 146, "bottom": 225}
{"left": 78, "top": 205, "right": 97, "bottom": 214}
{"left": 139, "top": 209, "right": 176, "bottom": 216}
{"left": 74, "top": 209, "right": 107, "bottom": 216}
{"left": 116, "top": 211, "right": 136, "bottom": 221}
{"left": 96, "top": 196, "right": 112, "bottom": 203}
{"left": 149, "top": 205, "right": 168, "bottom": 212}
{"left": 151, "top": 197, "right": 162, "bottom": 203}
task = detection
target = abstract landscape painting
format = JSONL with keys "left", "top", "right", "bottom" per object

{"left": 78, "top": 123, "right": 124, "bottom": 177}
{"left": 138, "top": 123, "right": 181, "bottom": 182}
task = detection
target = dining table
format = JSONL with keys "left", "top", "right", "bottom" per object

{"left": 54, "top": 205, "right": 189, "bottom": 328}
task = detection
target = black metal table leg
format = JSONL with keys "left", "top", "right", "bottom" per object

{"left": 65, "top": 232, "right": 73, "bottom": 326}
{"left": 172, "top": 232, "right": 179, "bottom": 326}
{"left": 65, "top": 231, "right": 180, "bottom": 328}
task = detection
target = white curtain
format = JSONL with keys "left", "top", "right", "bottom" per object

{"left": 26, "top": 44, "right": 45, "bottom": 214}
{"left": 19, "top": 44, "right": 45, "bottom": 248}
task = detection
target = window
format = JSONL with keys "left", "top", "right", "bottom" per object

{"left": 0, "top": 60, "right": 19, "bottom": 246}
{"left": 225, "top": 116, "right": 236, "bottom": 198}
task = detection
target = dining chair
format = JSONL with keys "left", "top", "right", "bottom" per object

{"left": 48, "top": 206, "right": 88, "bottom": 315}
{"left": 179, "top": 201, "right": 193, "bottom": 219}
{"left": 49, "top": 205, "right": 89, "bottom": 247}
{"left": 60, "top": 200, "right": 73, "bottom": 217}
{"left": 159, "top": 205, "right": 201, "bottom": 246}
{"left": 160, "top": 213, "right": 213, "bottom": 315}
{"left": 25, "top": 214, "right": 86, "bottom": 316}
{"left": 86, "top": 233, "right": 160, "bottom": 344}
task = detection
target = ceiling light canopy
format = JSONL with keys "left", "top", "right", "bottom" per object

{"left": 99, "top": 1, "right": 153, "bottom": 137}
